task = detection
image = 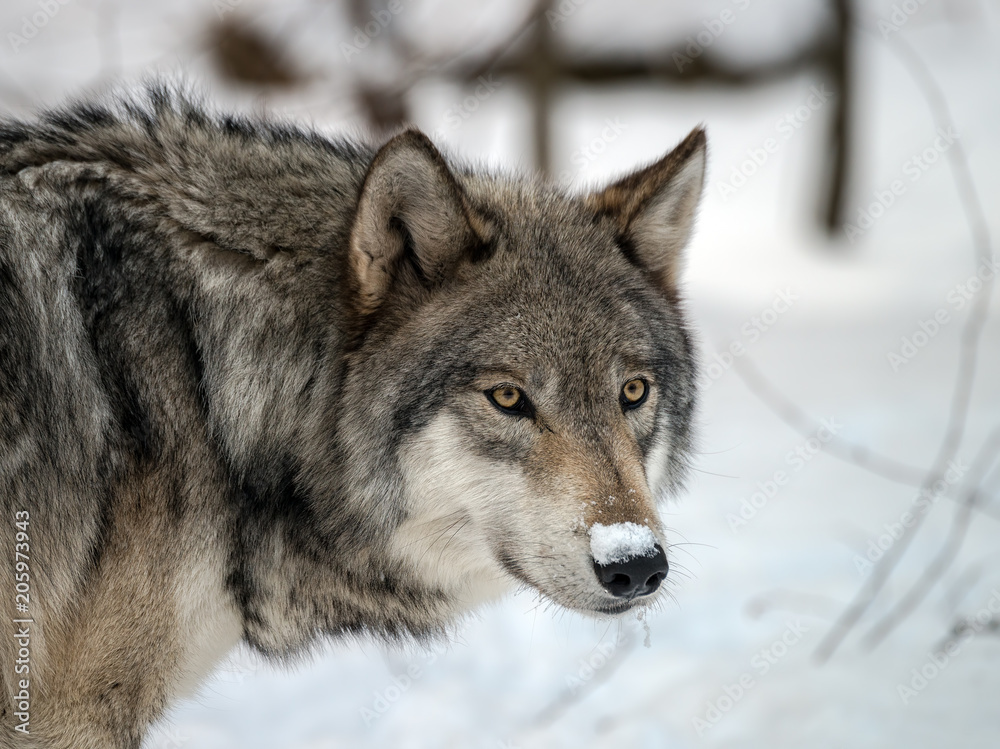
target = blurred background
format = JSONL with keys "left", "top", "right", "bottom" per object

{"left": 4, "top": 0, "right": 999, "bottom": 746}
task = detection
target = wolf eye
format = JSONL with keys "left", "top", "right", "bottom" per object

{"left": 621, "top": 378, "right": 647, "bottom": 409}
{"left": 486, "top": 385, "right": 530, "bottom": 416}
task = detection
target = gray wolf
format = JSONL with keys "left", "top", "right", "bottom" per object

{"left": 0, "top": 84, "right": 705, "bottom": 747}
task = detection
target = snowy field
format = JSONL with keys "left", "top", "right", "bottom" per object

{"left": 3, "top": 1, "right": 999, "bottom": 746}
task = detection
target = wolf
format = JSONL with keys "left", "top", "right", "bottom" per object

{"left": 0, "top": 85, "right": 705, "bottom": 747}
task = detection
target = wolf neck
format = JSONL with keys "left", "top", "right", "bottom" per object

{"left": 195, "top": 305, "right": 470, "bottom": 655}
{"left": 217, "top": 410, "right": 511, "bottom": 655}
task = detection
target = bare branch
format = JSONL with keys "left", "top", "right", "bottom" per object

{"left": 863, "top": 429, "right": 1000, "bottom": 648}
{"left": 812, "top": 29, "right": 996, "bottom": 662}
{"left": 730, "top": 355, "right": 926, "bottom": 486}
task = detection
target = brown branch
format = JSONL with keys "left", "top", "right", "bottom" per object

{"left": 528, "top": 0, "right": 554, "bottom": 177}
{"left": 449, "top": 1, "right": 548, "bottom": 82}
{"left": 485, "top": 45, "right": 834, "bottom": 88}
{"left": 340, "top": 1, "right": 545, "bottom": 134}
{"left": 822, "top": 0, "right": 854, "bottom": 233}
{"left": 449, "top": 0, "right": 847, "bottom": 184}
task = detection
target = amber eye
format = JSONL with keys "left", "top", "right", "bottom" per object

{"left": 621, "top": 378, "right": 648, "bottom": 409}
{"left": 486, "top": 385, "right": 531, "bottom": 416}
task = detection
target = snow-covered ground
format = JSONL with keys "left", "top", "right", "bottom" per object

{"left": 4, "top": 1, "right": 998, "bottom": 746}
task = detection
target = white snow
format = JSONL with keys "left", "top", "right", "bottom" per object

{"left": 589, "top": 522, "right": 658, "bottom": 565}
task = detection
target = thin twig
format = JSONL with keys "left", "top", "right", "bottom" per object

{"left": 812, "top": 29, "right": 996, "bottom": 661}
{"left": 525, "top": 625, "right": 638, "bottom": 730}
{"left": 942, "top": 550, "right": 1000, "bottom": 613}
{"left": 862, "top": 429, "right": 1000, "bottom": 648}
{"left": 731, "top": 355, "right": 926, "bottom": 486}
{"left": 731, "top": 356, "right": 1000, "bottom": 525}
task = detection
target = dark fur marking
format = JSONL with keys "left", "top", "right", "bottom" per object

{"left": 170, "top": 299, "right": 209, "bottom": 423}
{"left": 0, "top": 255, "right": 36, "bottom": 437}
{"left": 226, "top": 455, "right": 321, "bottom": 640}
{"left": 67, "top": 196, "right": 161, "bottom": 466}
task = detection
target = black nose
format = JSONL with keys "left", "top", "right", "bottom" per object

{"left": 593, "top": 544, "right": 668, "bottom": 599}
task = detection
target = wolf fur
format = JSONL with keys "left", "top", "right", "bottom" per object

{"left": 0, "top": 84, "right": 705, "bottom": 747}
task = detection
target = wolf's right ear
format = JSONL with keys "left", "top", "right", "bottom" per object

{"left": 348, "top": 129, "right": 485, "bottom": 315}
{"left": 585, "top": 127, "right": 706, "bottom": 294}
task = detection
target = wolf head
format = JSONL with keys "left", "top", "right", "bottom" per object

{"left": 338, "top": 127, "right": 705, "bottom": 617}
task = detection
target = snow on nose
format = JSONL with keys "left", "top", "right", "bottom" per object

{"left": 589, "top": 521, "right": 657, "bottom": 565}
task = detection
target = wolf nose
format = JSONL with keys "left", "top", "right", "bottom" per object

{"left": 593, "top": 544, "right": 668, "bottom": 598}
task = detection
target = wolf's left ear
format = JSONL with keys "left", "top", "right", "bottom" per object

{"left": 349, "top": 129, "right": 486, "bottom": 316}
{"left": 585, "top": 127, "right": 706, "bottom": 292}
